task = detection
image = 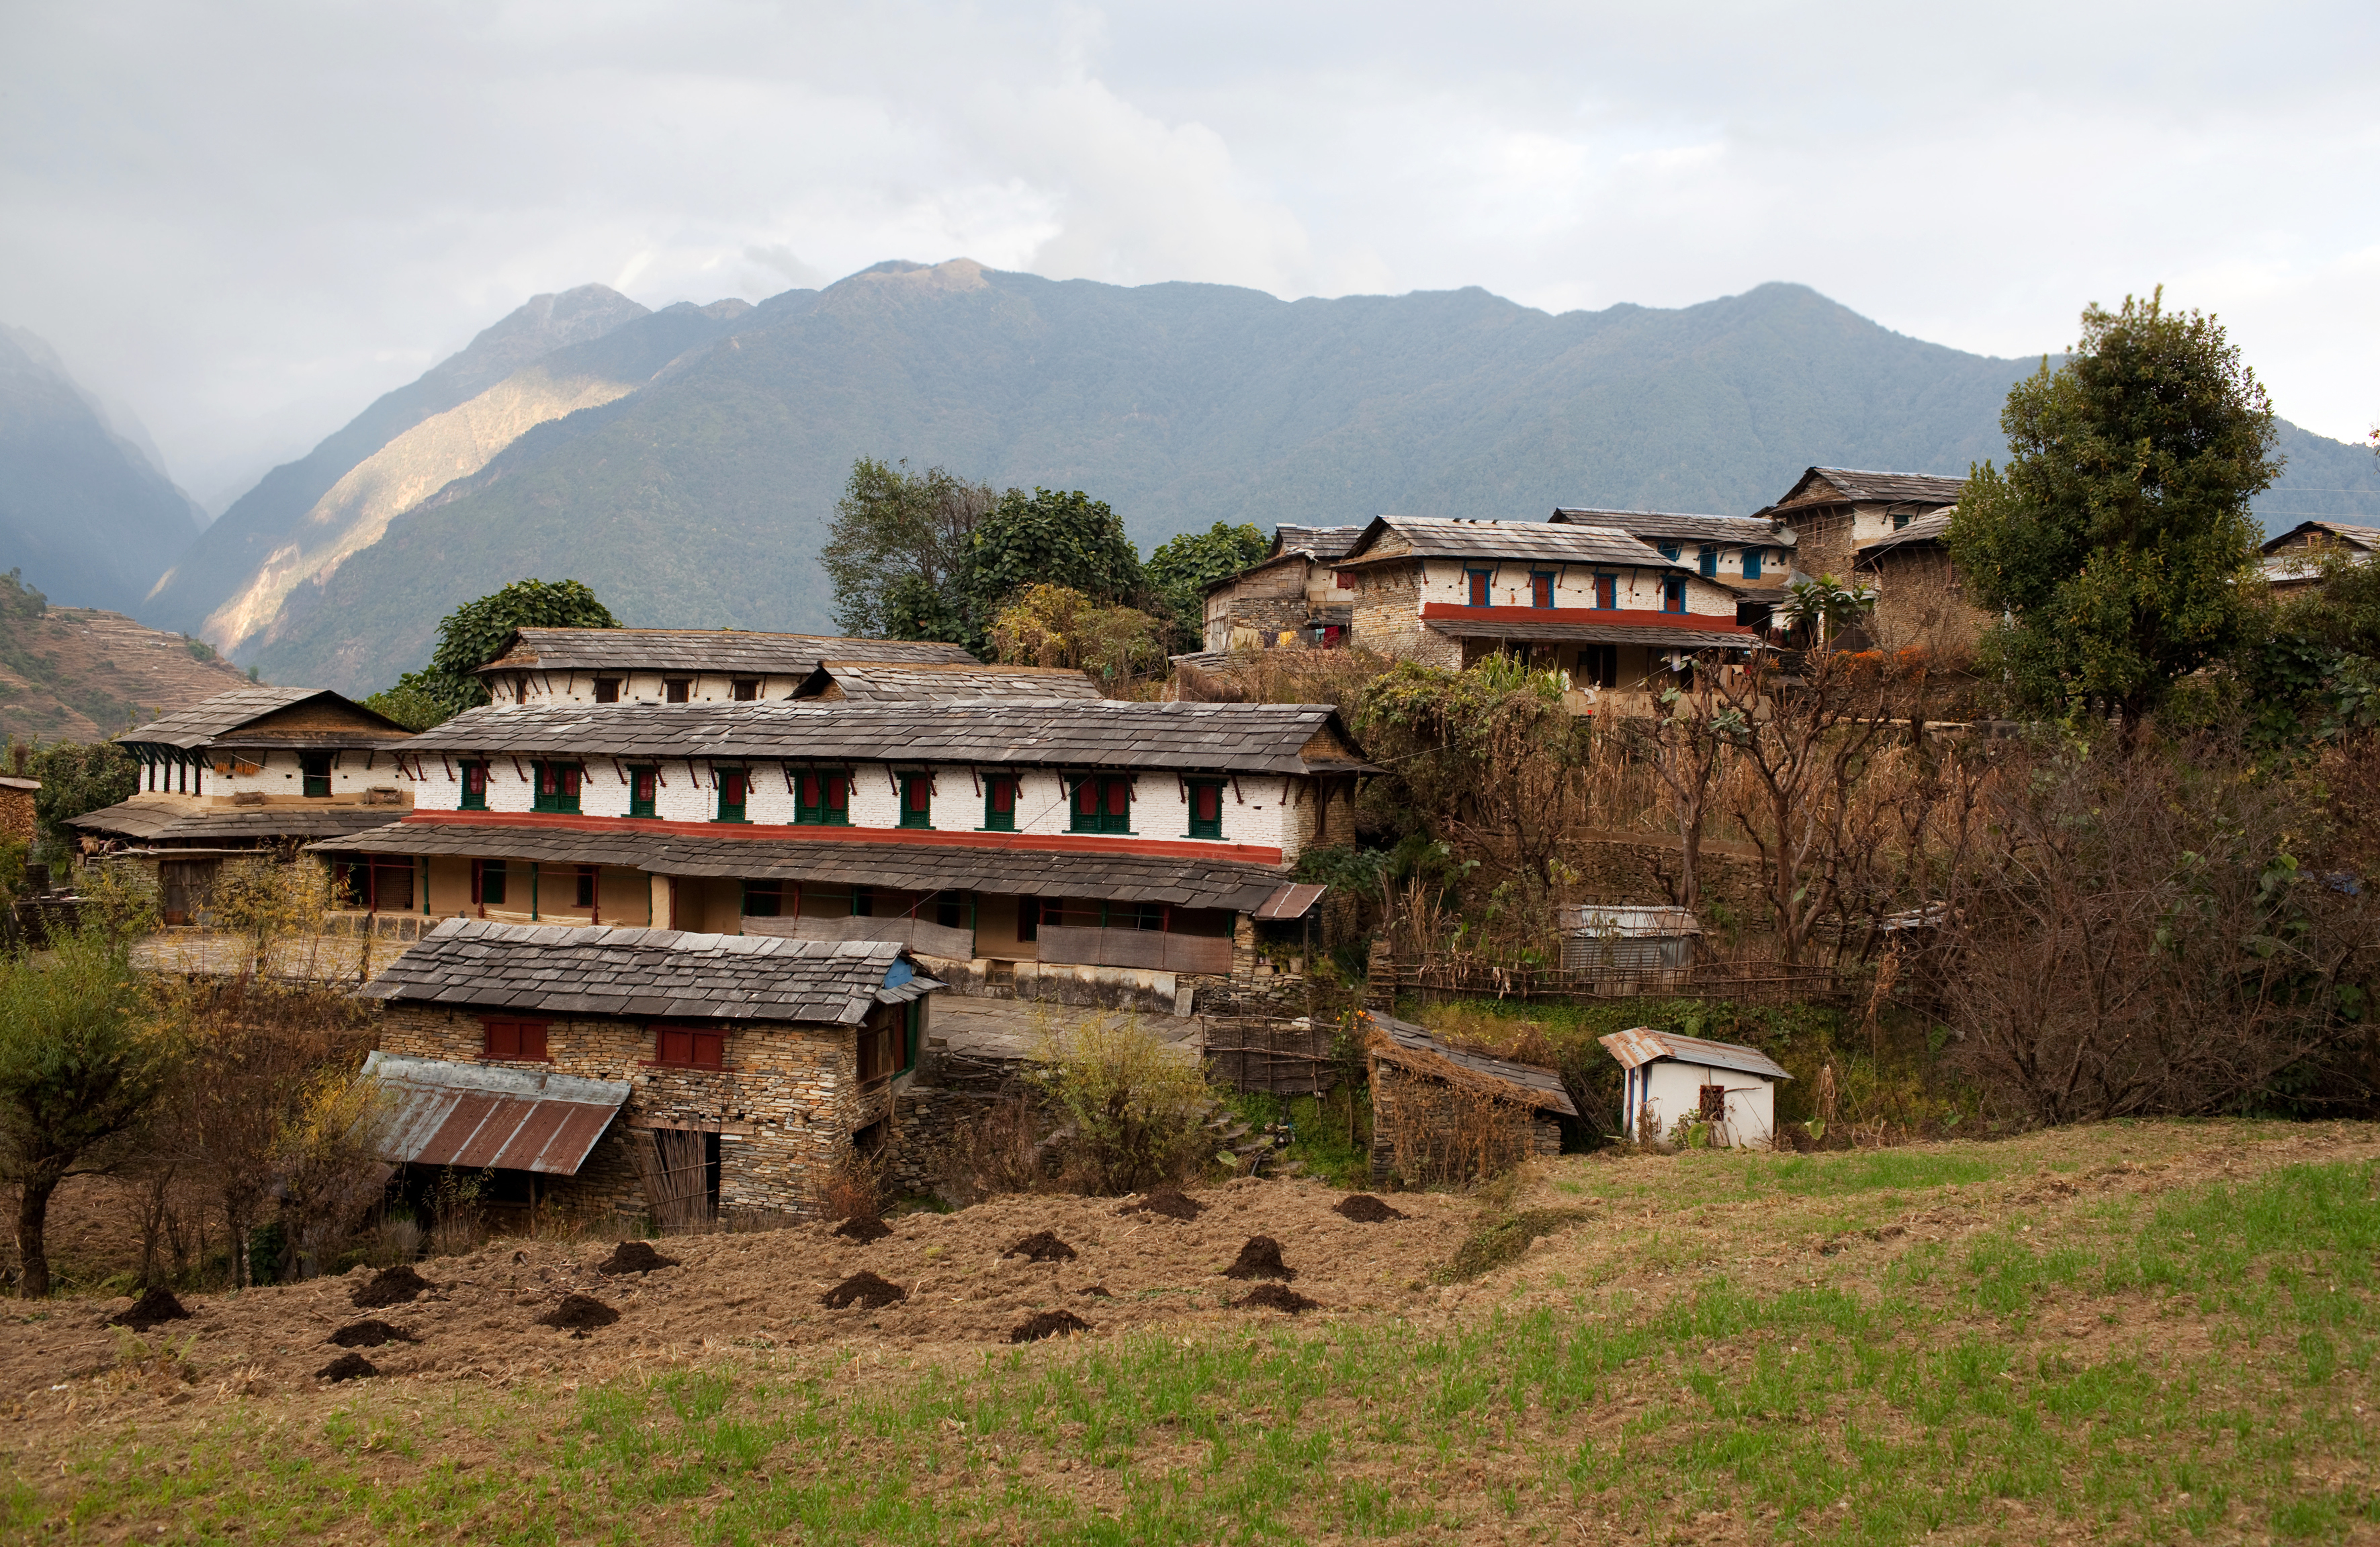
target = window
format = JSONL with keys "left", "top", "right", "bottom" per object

{"left": 531, "top": 761, "right": 582, "bottom": 814}
{"left": 932, "top": 891, "right": 968, "bottom": 929}
{"left": 1016, "top": 895, "right": 1040, "bottom": 941}
{"left": 858, "top": 1000, "right": 922, "bottom": 1085}
{"left": 1577, "top": 644, "right": 1619, "bottom": 690}
{"left": 300, "top": 751, "right": 332, "bottom": 798}
{"left": 1187, "top": 779, "right": 1224, "bottom": 839}
{"left": 1657, "top": 541, "right": 1681, "bottom": 561}
{"left": 460, "top": 761, "right": 489, "bottom": 810}
{"left": 1743, "top": 547, "right": 1764, "bottom": 580}
{"left": 475, "top": 859, "right": 507, "bottom": 907}
{"left": 1334, "top": 569, "right": 1356, "bottom": 589}
{"left": 1662, "top": 577, "right": 1687, "bottom": 614}
{"left": 742, "top": 879, "right": 782, "bottom": 917}
{"left": 1069, "top": 775, "right": 1132, "bottom": 834}
{"left": 796, "top": 770, "right": 849, "bottom": 825}
{"left": 851, "top": 886, "right": 872, "bottom": 918}
{"left": 653, "top": 1026, "right": 724, "bottom": 1069}
{"left": 664, "top": 677, "right": 691, "bottom": 704}
{"left": 628, "top": 766, "right": 658, "bottom": 818}
{"left": 982, "top": 775, "right": 1017, "bottom": 831}
{"left": 1112, "top": 900, "right": 1165, "bottom": 931}
{"left": 898, "top": 771, "right": 932, "bottom": 829}
{"left": 593, "top": 677, "right": 621, "bottom": 704}
{"left": 731, "top": 678, "right": 759, "bottom": 702}
{"left": 574, "top": 866, "right": 596, "bottom": 909}
{"left": 716, "top": 767, "right": 748, "bottom": 823}
{"left": 1892, "top": 513, "right": 1911, "bottom": 531}
{"left": 1698, "top": 546, "right": 1718, "bottom": 578}
{"left": 1594, "top": 574, "right": 1617, "bottom": 611}
{"left": 1530, "top": 572, "right": 1555, "bottom": 609}
{"left": 1466, "top": 569, "right": 1492, "bottom": 607}
{"left": 482, "top": 1018, "right": 547, "bottom": 1061}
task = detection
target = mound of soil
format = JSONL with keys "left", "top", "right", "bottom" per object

{"left": 1004, "top": 1230, "right": 1077, "bottom": 1262}
{"left": 1080, "top": 1284, "right": 1113, "bottom": 1298}
{"left": 327, "top": 1320, "right": 417, "bottom": 1349}
{"left": 1235, "top": 1283, "right": 1318, "bottom": 1314}
{"left": 537, "top": 1294, "right": 620, "bottom": 1332}
{"left": 1335, "top": 1194, "right": 1408, "bottom": 1223}
{"left": 820, "top": 1271, "right": 907, "bottom": 1310}
{"left": 833, "top": 1217, "right": 893, "bottom": 1243}
{"left": 351, "top": 1265, "right": 432, "bottom": 1310}
{"left": 1010, "top": 1310, "right": 1090, "bottom": 1342}
{"left": 594, "top": 1241, "right": 679, "bottom": 1275}
{"left": 105, "top": 1287, "right": 190, "bottom": 1331}
{"left": 1222, "top": 1235, "right": 1296, "bottom": 1281}
{"left": 316, "top": 1352, "right": 379, "bottom": 1382}
{"left": 1120, "top": 1186, "right": 1203, "bottom": 1221}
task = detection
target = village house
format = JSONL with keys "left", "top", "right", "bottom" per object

{"left": 1600, "top": 1026, "right": 1789, "bottom": 1149}
{"left": 2260, "top": 520, "right": 2380, "bottom": 594}
{"left": 67, "top": 686, "right": 417, "bottom": 924}
{"left": 474, "top": 627, "right": 980, "bottom": 707}
{"left": 1365, "top": 1012, "right": 1575, "bottom": 1185}
{"left": 1198, "top": 525, "right": 1365, "bottom": 653}
{"left": 358, "top": 921, "right": 944, "bottom": 1223}
{"left": 1756, "top": 466, "right": 1965, "bottom": 582}
{"left": 313, "top": 697, "right": 1364, "bottom": 1021}
{"left": 1332, "top": 515, "right": 1758, "bottom": 711}
{"left": 1546, "top": 507, "right": 1797, "bottom": 628}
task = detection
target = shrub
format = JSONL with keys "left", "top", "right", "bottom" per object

{"left": 1027, "top": 1013, "right": 1216, "bottom": 1195}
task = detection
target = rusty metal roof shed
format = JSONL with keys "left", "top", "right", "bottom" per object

{"left": 362, "top": 1051, "right": 628, "bottom": 1175}
{"left": 1598, "top": 1026, "right": 1790, "bottom": 1082}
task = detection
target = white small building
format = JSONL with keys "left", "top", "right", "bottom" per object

{"left": 1599, "top": 1026, "right": 1789, "bottom": 1149}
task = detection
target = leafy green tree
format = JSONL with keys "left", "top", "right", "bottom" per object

{"left": 2237, "top": 552, "right": 2380, "bottom": 748}
{"left": 1950, "top": 289, "right": 2279, "bottom": 725}
{"left": 1146, "top": 521, "right": 1269, "bottom": 645}
{"left": 380, "top": 578, "right": 619, "bottom": 721}
{"left": 0, "top": 927, "right": 174, "bottom": 1297}
{"left": 356, "top": 683, "right": 451, "bottom": 733}
{"left": 30, "top": 741, "right": 138, "bottom": 858}
{"left": 820, "top": 459, "right": 995, "bottom": 641}
{"left": 961, "top": 487, "right": 1149, "bottom": 633}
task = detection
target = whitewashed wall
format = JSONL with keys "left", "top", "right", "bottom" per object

{"left": 1417, "top": 560, "right": 1737, "bottom": 617}
{"left": 508, "top": 670, "right": 810, "bottom": 707}
{"left": 1624, "top": 1059, "right": 1779, "bottom": 1149}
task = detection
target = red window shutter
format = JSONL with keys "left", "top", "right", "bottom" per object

{"left": 1075, "top": 780, "right": 1097, "bottom": 816}
{"left": 825, "top": 775, "right": 846, "bottom": 811}
{"left": 906, "top": 779, "right": 929, "bottom": 812}
{"left": 1468, "top": 572, "right": 1489, "bottom": 606}
{"left": 1532, "top": 574, "right": 1552, "bottom": 607}
{"left": 800, "top": 773, "right": 818, "bottom": 807}
{"left": 695, "top": 1033, "right": 723, "bottom": 1069}
{"left": 1195, "top": 785, "right": 1219, "bottom": 821}
{"left": 990, "top": 780, "right": 1013, "bottom": 814}
{"left": 562, "top": 766, "right": 580, "bottom": 796}
{"left": 1105, "top": 780, "right": 1129, "bottom": 817}
{"left": 521, "top": 1023, "right": 547, "bottom": 1060}
{"left": 659, "top": 1028, "right": 690, "bottom": 1064}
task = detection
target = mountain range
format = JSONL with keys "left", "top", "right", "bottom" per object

{"left": 12, "top": 263, "right": 2378, "bottom": 697}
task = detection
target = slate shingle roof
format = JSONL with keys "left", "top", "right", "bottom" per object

{"left": 1856, "top": 512, "right": 1954, "bottom": 562}
{"left": 69, "top": 801, "right": 406, "bottom": 843}
{"left": 790, "top": 662, "right": 1105, "bottom": 704}
{"left": 119, "top": 688, "right": 408, "bottom": 751}
{"left": 396, "top": 700, "right": 1365, "bottom": 774}
{"left": 478, "top": 628, "right": 978, "bottom": 678}
{"left": 356, "top": 918, "right": 940, "bottom": 1023}
{"left": 1548, "top": 509, "right": 1795, "bottom": 548}
{"left": 1366, "top": 1012, "right": 1579, "bottom": 1115}
{"left": 1273, "top": 525, "right": 1365, "bottom": 560}
{"left": 1776, "top": 468, "right": 1967, "bottom": 509}
{"left": 318, "top": 821, "right": 1294, "bottom": 910}
{"left": 1341, "top": 516, "right": 1695, "bottom": 571}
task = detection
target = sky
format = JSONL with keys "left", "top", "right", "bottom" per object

{"left": 3, "top": 0, "right": 2375, "bottom": 510}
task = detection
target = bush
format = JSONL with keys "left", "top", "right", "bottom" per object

{"left": 1027, "top": 1014, "right": 1216, "bottom": 1195}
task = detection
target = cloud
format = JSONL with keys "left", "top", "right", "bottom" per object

{"left": 1, "top": 0, "right": 2375, "bottom": 501}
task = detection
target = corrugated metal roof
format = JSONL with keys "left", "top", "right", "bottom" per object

{"left": 396, "top": 699, "right": 1365, "bottom": 775}
{"left": 1597, "top": 1026, "right": 1790, "bottom": 1081}
{"left": 1253, "top": 882, "right": 1327, "bottom": 920}
{"left": 362, "top": 1051, "right": 628, "bottom": 1174}
{"left": 1365, "top": 1011, "right": 1579, "bottom": 1115}
{"left": 1345, "top": 516, "right": 1695, "bottom": 571}
{"left": 1556, "top": 905, "right": 1703, "bottom": 937}
{"left": 479, "top": 628, "right": 978, "bottom": 677}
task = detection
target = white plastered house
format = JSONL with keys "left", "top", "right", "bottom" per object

{"left": 1600, "top": 1027, "right": 1789, "bottom": 1149}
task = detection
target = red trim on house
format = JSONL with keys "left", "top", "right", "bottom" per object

{"left": 392, "top": 808, "right": 1287, "bottom": 865}
{"left": 1418, "top": 603, "right": 1753, "bottom": 634}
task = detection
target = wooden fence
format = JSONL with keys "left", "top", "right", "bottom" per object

{"left": 1371, "top": 954, "right": 1861, "bottom": 1007}
{"left": 1201, "top": 1016, "right": 1348, "bottom": 1096}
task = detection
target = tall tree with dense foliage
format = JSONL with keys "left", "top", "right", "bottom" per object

{"left": 0, "top": 927, "right": 174, "bottom": 1297}
{"left": 1146, "top": 521, "right": 1269, "bottom": 645}
{"left": 962, "top": 487, "right": 1148, "bottom": 627}
{"left": 371, "top": 578, "right": 619, "bottom": 723}
{"left": 820, "top": 459, "right": 996, "bottom": 642}
{"left": 29, "top": 740, "right": 138, "bottom": 858}
{"left": 1949, "top": 290, "right": 2279, "bottom": 725}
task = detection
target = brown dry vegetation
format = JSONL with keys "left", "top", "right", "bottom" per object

{"left": 3, "top": 1120, "right": 2375, "bottom": 1544}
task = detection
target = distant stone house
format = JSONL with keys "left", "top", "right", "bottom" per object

{"left": 1757, "top": 468, "right": 1991, "bottom": 655}
{"left": 66, "top": 686, "right": 416, "bottom": 924}
{"left": 2260, "top": 520, "right": 2380, "bottom": 595}
{"left": 1547, "top": 506, "right": 1799, "bottom": 631}
{"left": 475, "top": 627, "right": 980, "bottom": 708}
{"left": 1199, "top": 525, "right": 1366, "bottom": 653}
{"left": 359, "top": 920, "right": 944, "bottom": 1222}
{"left": 1333, "top": 515, "right": 1757, "bottom": 711}
{"left": 1758, "top": 467, "right": 1965, "bottom": 583}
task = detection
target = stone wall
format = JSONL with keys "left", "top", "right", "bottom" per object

{"left": 1350, "top": 564, "right": 1459, "bottom": 668}
{"left": 1366, "top": 1060, "right": 1561, "bottom": 1187}
{"left": 376, "top": 1002, "right": 879, "bottom": 1219}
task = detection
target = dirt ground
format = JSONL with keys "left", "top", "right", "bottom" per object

{"left": 0, "top": 1176, "right": 1473, "bottom": 1403}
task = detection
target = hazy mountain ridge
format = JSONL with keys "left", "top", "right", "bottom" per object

{"left": 0, "top": 325, "right": 209, "bottom": 614}
{"left": 144, "top": 283, "right": 653, "bottom": 634}
{"left": 172, "top": 260, "right": 2376, "bottom": 695}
